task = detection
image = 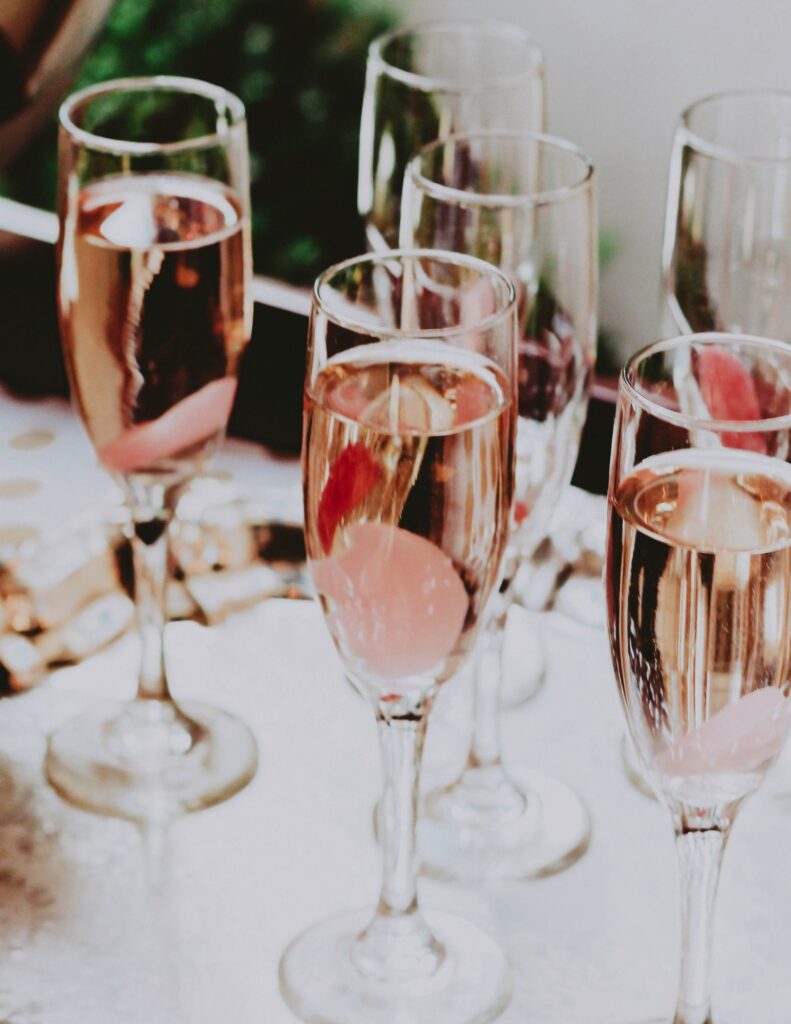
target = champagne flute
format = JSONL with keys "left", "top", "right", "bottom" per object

{"left": 628, "top": 91, "right": 791, "bottom": 798}
{"left": 48, "top": 76, "right": 257, "bottom": 820}
{"left": 401, "top": 130, "right": 597, "bottom": 880}
{"left": 663, "top": 89, "right": 791, "bottom": 339}
{"left": 279, "top": 251, "right": 517, "bottom": 1024}
{"left": 358, "top": 19, "right": 545, "bottom": 253}
{"left": 359, "top": 20, "right": 547, "bottom": 709}
{"left": 606, "top": 332, "right": 791, "bottom": 1024}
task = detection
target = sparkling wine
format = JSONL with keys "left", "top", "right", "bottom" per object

{"left": 59, "top": 173, "right": 250, "bottom": 479}
{"left": 304, "top": 339, "right": 513, "bottom": 693}
{"left": 607, "top": 448, "right": 791, "bottom": 811}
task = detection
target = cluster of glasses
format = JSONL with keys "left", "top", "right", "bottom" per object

{"left": 27, "top": 17, "right": 791, "bottom": 1024}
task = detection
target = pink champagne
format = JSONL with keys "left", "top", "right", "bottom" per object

{"left": 59, "top": 173, "right": 250, "bottom": 479}
{"left": 304, "top": 340, "right": 514, "bottom": 694}
{"left": 607, "top": 448, "right": 791, "bottom": 811}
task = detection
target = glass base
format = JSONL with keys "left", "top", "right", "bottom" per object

{"left": 279, "top": 908, "right": 511, "bottom": 1024}
{"left": 46, "top": 698, "right": 257, "bottom": 821}
{"left": 621, "top": 734, "right": 656, "bottom": 800}
{"left": 418, "top": 768, "right": 591, "bottom": 882}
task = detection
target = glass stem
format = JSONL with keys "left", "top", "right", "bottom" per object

{"left": 377, "top": 704, "right": 427, "bottom": 916}
{"left": 673, "top": 826, "right": 729, "bottom": 1024}
{"left": 468, "top": 617, "right": 505, "bottom": 773}
{"left": 130, "top": 503, "right": 175, "bottom": 704}
{"left": 464, "top": 580, "right": 519, "bottom": 799}
{"left": 353, "top": 698, "right": 443, "bottom": 981}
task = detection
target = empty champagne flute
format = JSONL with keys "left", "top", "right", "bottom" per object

{"left": 401, "top": 131, "right": 597, "bottom": 880}
{"left": 663, "top": 89, "right": 791, "bottom": 339}
{"left": 279, "top": 251, "right": 517, "bottom": 1024}
{"left": 358, "top": 19, "right": 545, "bottom": 253}
{"left": 606, "top": 332, "right": 791, "bottom": 1024}
{"left": 48, "top": 76, "right": 257, "bottom": 819}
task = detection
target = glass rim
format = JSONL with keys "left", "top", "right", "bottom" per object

{"left": 368, "top": 19, "right": 544, "bottom": 94}
{"left": 313, "top": 248, "right": 518, "bottom": 341}
{"left": 622, "top": 332, "right": 791, "bottom": 433}
{"left": 406, "top": 130, "right": 595, "bottom": 209}
{"left": 59, "top": 75, "right": 247, "bottom": 156}
{"left": 677, "top": 88, "right": 791, "bottom": 165}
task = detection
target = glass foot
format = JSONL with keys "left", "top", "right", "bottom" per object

{"left": 621, "top": 734, "right": 656, "bottom": 800}
{"left": 418, "top": 768, "right": 591, "bottom": 882}
{"left": 46, "top": 698, "right": 257, "bottom": 821}
{"left": 279, "top": 908, "right": 511, "bottom": 1024}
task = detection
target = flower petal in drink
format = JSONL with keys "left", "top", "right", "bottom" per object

{"left": 316, "top": 443, "right": 382, "bottom": 555}
{"left": 312, "top": 521, "right": 468, "bottom": 680}
{"left": 656, "top": 686, "right": 791, "bottom": 777}
{"left": 99, "top": 377, "right": 237, "bottom": 473}
{"left": 696, "top": 346, "right": 766, "bottom": 453}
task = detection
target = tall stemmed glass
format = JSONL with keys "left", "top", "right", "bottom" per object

{"left": 360, "top": 21, "right": 547, "bottom": 706}
{"left": 401, "top": 131, "right": 597, "bottom": 880}
{"left": 626, "top": 91, "right": 791, "bottom": 798}
{"left": 663, "top": 90, "right": 791, "bottom": 339}
{"left": 606, "top": 333, "right": 791, "bottom": 1024}
{"left": 358, "top": 20, "right": 545, "bottom": 253}
{"left": 49, "top": 77, "right": 257, "bottom": 819}
{"left": 279, "top": 251, "right": 517, "bottom": 1024}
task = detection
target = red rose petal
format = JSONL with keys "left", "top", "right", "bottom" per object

{"left": 317, "top": 442, "right": 382, "bottom": 554}
{"left": 514, "top": 500, "right": 529, "bottom": 525}
{"left": 696, "top": 347, "right": 766, "bottom": 453}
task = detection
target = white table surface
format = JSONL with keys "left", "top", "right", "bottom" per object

{"left": 1, "top": 391, "right": 791, "bottom": 1023}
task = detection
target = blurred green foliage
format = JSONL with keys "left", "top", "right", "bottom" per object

{"left": 1, "top": 1, "right": 624, "bottom": 377}
{"left": 596, "top": 227, "right": 620, "bottom": 374}
{"left": 0, "top": 0, "right": 396, "bottom": 284}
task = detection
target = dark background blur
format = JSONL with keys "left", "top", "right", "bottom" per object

{"left": 0, "top": 0, "right": 613, "bottom": 491}
{"left": 0, "top": 0, "right": 395, "bottom": 453}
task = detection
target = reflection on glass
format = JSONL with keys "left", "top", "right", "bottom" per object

{"left": 664, "top": 90, "right": 791, "bottom": 341}
{"left": 358, "top": 20, "right": 545, "bottom": 252}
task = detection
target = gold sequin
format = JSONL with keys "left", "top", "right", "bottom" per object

{"left": 0, "top": 479, "right": 41, "bottom": 499}
{"left": 9, "top": 429, "right": 55, "bottom": 451}
{"left": 0, "top": 525, "right": 39, "bottom": 546}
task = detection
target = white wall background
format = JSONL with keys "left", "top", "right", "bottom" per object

{"left": 393, "top": 0, "right": 791, "bottom": 359}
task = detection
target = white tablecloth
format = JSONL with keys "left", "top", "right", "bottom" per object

{"left": 2, "top": 599, "right": 791, "bottom": 1022}
{"left": 0, "top": 388, "right": 303, "bottom": 543}
{"left": 1, "top": 390, "right": 791, "bottom": 1023}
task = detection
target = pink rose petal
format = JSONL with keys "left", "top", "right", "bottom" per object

{"left": 656, "top": 687, "right": 791, "bottom": 777}
{"left": 312, "top": 521, "right": 468, "bottom": 680}
{"left": 696, "top": 347, "right": 766, "bottom": 453}
{"left": 99, "top": 377, "right": 237, "bottom": 473}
